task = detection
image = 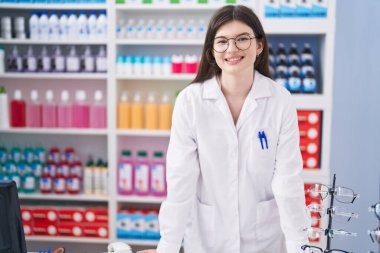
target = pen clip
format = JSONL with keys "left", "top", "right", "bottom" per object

{"left": 262, "top": 131, "right": 268, "bottom": 149}
{"left": 258, "top": 131, "right": 264, "bottom": 150}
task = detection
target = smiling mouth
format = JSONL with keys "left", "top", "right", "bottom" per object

{"left": 225, "top": 56, "right": 244, "bottom": 63}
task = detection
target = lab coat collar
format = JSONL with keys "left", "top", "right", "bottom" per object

{"left": 201, "top": 70, "right": 272, "bottom": 100}
{"left": 201, "top": 71, "right": 273, "bottom": 131}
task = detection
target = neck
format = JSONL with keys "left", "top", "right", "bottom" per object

{"left": 219, "top": 70, "right": 255, "bottom": 97}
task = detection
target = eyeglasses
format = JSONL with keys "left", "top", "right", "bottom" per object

{"left": 303, "top": 227, "right": 357, "bottom": 240}
{"left": 301, "top": 245, "right": 352, "bottom": 253}
{"left": 369, "top": 202, "right": 380, "bottom": 220}
{"left": 368, "top": 227, "right": 380, "bottom": 244}
{"left": 307, "top": 184, "right": 360, "bottom": 203}
{"left": 306, "top": 203, "right": 359, "bottom": 223}
{"left": 213, "top": 34, "right": 256, "bottom": 53}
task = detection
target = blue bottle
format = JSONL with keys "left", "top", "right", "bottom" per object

{"left": 302, "top": 71, "right": 317, "bottom": 93}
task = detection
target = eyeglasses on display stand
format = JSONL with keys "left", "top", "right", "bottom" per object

{"left": 367, "top": 202, "right": 380, "bottom": 252}
{"left": 301, "top": 174, "right": 359, "bottom": 253}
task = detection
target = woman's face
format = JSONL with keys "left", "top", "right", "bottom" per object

{"left": 213, "top": 20, "right": 263, "bottom": 76}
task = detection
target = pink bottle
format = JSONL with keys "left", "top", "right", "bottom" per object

{"left": 72, "top": 90, "right": 90, "bottom": 128}
{"left": 57, "top": 90, "right": 73, "bottom": 128}
{"left": 10, "top": 89, "right": 26, "bottom": 127}
{"left": 118, "top": 150, "right": 134, "bottom": 195}
{"left": 150, "top": 151, "right": 166, "bottom": 196}
{"left": 42, "top": 90, "right": 57, "bottom": 128}
{"left": 90, "top": 90, "right": 107, "bottom": 129}
{"left": 134, "top": 150, "right": 150, "bottom": 196}
{"left": 171, "top": 54, "right": 183, "bottom": 74}
{"left": 27, "top": 89, "right": 42, "bottom": 128}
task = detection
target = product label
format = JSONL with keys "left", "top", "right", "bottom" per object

{"left": 151, "top": 164, "right": 165, "bottom": 193}
{"left": 303, "top": 78, "right": 317, "bottom": 91}
{"left": 135, "top": 164, "right": 149, "bottom": 193}
{"left": 40, "top": 177, "right": 52, "bottom": 191}
{"left": 67, "top": 178, "right": 80, "bottom": 192}
{"left": 53, "top": 178, "right": 66, "bottom": 192}
{"left": 67, "top": 58, "right": 80, "bottom": 72}
{"left": 85, "top": 57, "right": 95, "bottom": 72}
{"left": 96, "top": 58, "right": 108, "bottom": 72}
{"left": 119, "top": 163, "right": 133, "bottom": 192}
{"left": 22, "top": 176, "right": 36, "bottom": 191}
{"left": 54, "top": 57, "right": 65, "bottom": 71}
{"left": 27, "top": 57, "right": 37, "bottom": 71}
{"left": 42, "top": 57, "right": 51, "bottom": 71}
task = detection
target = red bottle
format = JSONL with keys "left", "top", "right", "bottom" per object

{"left": 67, "top": 172, "right": 81, "bottom": 194}
{"left": 10, "top": 89, "right": 26, "bottom": 127}
{"left": 53, "top": 168, "right": 66, "bottom": 194}
{"left": 40, "top": 169, "right": 53, "bottom": 194}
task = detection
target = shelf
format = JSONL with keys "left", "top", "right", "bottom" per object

{"left": 115, "top": 4, "right": 221, "bottom": 11}
{"left": 116, "top": 195, "right": 165, "bottom": 204}
{"left": 117, "top": 129, "right": 170, "bottom": 137}
{"left": 0, "top": 39, "right": 107, "bottom": 45}
{"left": 116, "top": 74, "right": 195, "bottom": 81}
{"left": 19, "top": 193, "right": 109, "bottom": 202}
{"left": 117, "top": 239, "right": 159, "bottom": 247}
{"left": 291, "top": 94, "right": 330, "bottom": 109}
{"left": 26, "top": 236, "right": 109, "bottom": 244}
{"left": 262, "top": 19, "right": 329, "bottom": 35}
{"left": 0, "top": 73, "right": 107, "bottom": 80}
{"left": 302, "top": 169, "right": 329, "bottom": 183}
{"left": 0, "top": 3, "right": 108, "bottom": 10}
{"left": 0, "top": 128, "right": 108, "bottom": 135}
{"left": 116, "top": 39, "right": 203, "bottom": 45}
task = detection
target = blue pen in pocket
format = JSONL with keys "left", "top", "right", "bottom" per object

{"left": 262, "top": 131, "right": 268, "bottom": 149}
{"left": 258, "top": 131, "right": 268, "bottom": 150}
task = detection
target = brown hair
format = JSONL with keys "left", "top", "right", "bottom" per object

{"left": 191, "top": 5, "right": 271, "bottom": 84}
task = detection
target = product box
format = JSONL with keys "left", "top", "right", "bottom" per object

{"left": 265, "top": 0, "right": 280, "bottom": 17}
{"left": 117, "top": 211, "right": 134, "bottom": 239}
{"left": 280, "top": 0, "right": 296, "bottom": 17}
{"left": 22, "top": 222, "right": 33, "bottom": 236}
{"left": 33, "top": 222, "right": 58, "bottom": 236}
{"left": 296, "top": 0, "right": 312, "bottom": 16}
{"left": 84, "top": 208, "right": 108, "bottom": 223}
{"left": 82, "top": 223, "right": 109, "bottom": 238}
{"left": 32, "top": 208, "right": 58, "bottom": 222}
{"left": 58, "top": 208, "right": 84, "bottom": 223}
{"left": 145, "top": 210, "right": 160, "bottom": 240}
{"left": 312, "top": 0, "right": 327, "bottom": 17}
{"left": 21, "top": 208, "right": 33, "bottom": 223}
{"left": 57, "top": 223, "right": 83, "bottom": 237}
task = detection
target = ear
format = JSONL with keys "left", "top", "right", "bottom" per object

{"left": 256, "top": 40, "right": 264, "bottom": 56}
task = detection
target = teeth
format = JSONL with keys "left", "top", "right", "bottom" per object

{"left": 226, "top": 57, "right": 242, "bottom": 62}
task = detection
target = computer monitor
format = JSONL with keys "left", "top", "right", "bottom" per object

{"left": 0, "top": 180, "right": 27, "bottom": 253}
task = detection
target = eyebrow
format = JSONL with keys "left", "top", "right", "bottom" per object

{"left": 214, "top": 32, "right": 251, "bottom": 39}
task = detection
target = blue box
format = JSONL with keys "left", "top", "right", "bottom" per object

{"left": 265, "top": 0, "right": 280, "bottom": 17}
{"left": 117, "top": 213, "right": 133, "bottom": 239}
{"left": 145, "top": 212, "right": 160, "bottom": 240}
{"left": 280, "top": 0, "right": 296, "bottom": 17}
{"left": 312, "top": 0, "right": 327, "bottom": 17}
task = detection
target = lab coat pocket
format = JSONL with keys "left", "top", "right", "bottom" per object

{"left": 251, "top": 127, "right": 277, "bottom": 171}
{"left": 255, "top": 198, "right": 281, "bottom": 241}
{"left": 196, "top": 199, "right": 215, "bottom": 249}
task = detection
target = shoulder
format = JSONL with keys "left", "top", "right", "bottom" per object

{"left": 258, "top": 73, "right": 292, "bottom": 105}
{"left": 175, "top": 78, "right": 212, "bottom": 104}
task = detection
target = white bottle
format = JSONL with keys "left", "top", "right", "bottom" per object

{"left": 152, "top": 56, "right": 162, "bottom": 76}
{"left": 53, "top": 46, "right": 65, "bottom": 72}
{"left": 135, "top": 19, "right": 145, "bottom": 39}
{"left": 82, "top": 46, "right": 95, "bottom": 72}
{"left": 40, "top": 46, "right": 51, "bottom": 72}
{"left": 175, "top": 19, "right": 186, "bottom": 39}
{"left": 48, "top": 11, "right": 60, "bottom": 41}
{"left": 0, "top": 47, "right": 4, "bottom": 74}
{"left": 26, "top": 46, "right": 37, "bottom": 72}
{"left": 166, "top": 19, "right": 175, "bottom": 39}
{"left": 96, "top": 46, "right": 107, "bottom": 72}
{"left": 87, "top": 11, "right": 97, "bottom": 40}
{"left": 29, "top": 11, "right": 40, "bottom": 40}
{"left": 66, "top": 46, "right": 80, "bottom": 72}
{"left": 68, "top": 11, "right": 78, "bottom": 40}
{"left": 1, "top": 17, "right": 12, "bottom": 40}
{"left": 186, "top": 19, "right": 196, "bottom": 39}
{"left": 78, "top": 11, "right": 88, "bottom": 40}
{"left": 145, "top": 19, "right": 155, "bottom": 39}
{"left": 116, "top": 18, "right": 126, "bottom": 39}
{"left": 125, "top": 19, "right": 136, "bottom": 39}
{"left": 197, "top": 19, "right": 207, "bottom": 40}
{"left": 116, "top": 56, "right": 124, "bottom": 75}
{"left": 39, "top": 11, "right": 49, "bottom": 40}
{"left": 155, "top": 19, "right": 165, "bottom": 40}
{"left": 0, "top": 87, "right": 10, "bottom": 129}
{"left": 15, "top": 17, "right": 26, "bottom": 40}
{"left": 96, "top": 11, "right": 107, "bottom": 40}
{"left": 9, "top": 46, "right": 23, "bottom": 72}
{"left": 59, "top": 11, "right": 69, "bottom": 41}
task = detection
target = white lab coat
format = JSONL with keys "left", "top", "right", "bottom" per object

{"left": 157, "top": 71, "right": 311, "bottom": 253}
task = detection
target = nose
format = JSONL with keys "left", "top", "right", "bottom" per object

{"left": 226, "top": 39, "right": 239, "bottom": 53}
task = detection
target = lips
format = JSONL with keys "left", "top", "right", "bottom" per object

{"left": 225, "top": 56, "right": 244, "bottom": 64}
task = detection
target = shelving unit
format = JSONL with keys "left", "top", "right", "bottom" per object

{"left": 0, "top": 1, "right": 336, "bottom": 251}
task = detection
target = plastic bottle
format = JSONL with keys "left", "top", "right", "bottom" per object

{"left": 116, "top": 56, "right": 124, "bottom": 75}
{"left": 10, "top": 147, "right": 22, "bottom": 163}
{"left": 134, "top": 151, "right": 150, "bottom": 195}
{"left": 118, "top": 91, "right": 131, "bottom": 129}
{"left": 23, "top": 147, "right": 35, "bottom": 164}
{"left": 15, "top": 17, "right": 26, "bottom": 40}
{"left": 88, "top": 11, "right": 97, "bottom": 40}
{"left": 57, "top": 90, "right": 72, "bottom": 128}
{"left": 0, "top": 47, "right": 4, "bottom": 74}
{"left": 82, "top": 46, "right": 95, "bottom": 72}
{"left": 302, "top": 71, "right": 317, "bottom": 93}
{"left": 171, "top": 54, "right": 183, "bottom": 74}
{"left": 145, "top": 19, "right": 155, "bottom": 39}
{"left": 90, "top": 90, "right": 107, "bottom": 128}
{"left": 96, "top": 46, "right": 107, "bottom": 72}
{"left": 72, "top": 90, "right": 90, "bottom": 128}
{"left": 21, "top": 161, "right": 36, "bottom": 193}
{"left": 135, "top": 19, "right": 145, "bottom": 39}
{"left": 42, "top": 90, "right": 57, "bottom": 128}
{"left": 40, "top": 46, "right": 51, "bottom": 72}
{"left": 84, "top": 159, "right": 94, "bottom": 195}
{"left": 275, "top": 58, "right": 288, "bottom": 77}
{"left": 125, "top": 19, "right": 136, "bottom": 39}
{"left": 40, "top": 166, "right": 53, "bottom": 194}
{"left": 101, "top": 161, "right": 108, "bottom": 195}
{"left": 301, "top": 43, "right": 313, "bottom": 64}
{"left": 288, "top": 43, "right": 300, "bottom": 64}
{"left": 53, "top": 166, "right": 66, "bottom": 194}
{"left": 162, "top": 56, "right": 171, "bottom": 75}
{"left": 77, "top": 11, "right": 88, "bottom": 40}
{"left": 186, "top": 19, "right": 196, "bottom": 39}
{"left": 10, "top": 90, "right": 26, "bottom": 127}
{"left": 27, "top": 90, "right": 42, "bottom": 128}
{"left": 152, "top": 56, "right": 162, "bottom": 76}
{"left": 9, "top": 164, "right": 21, "bottom": 191}
{"left": 151, "top": 151, "right": 166, "bottom": 196}
{"left": 96, "top": 10, "right": 107, "bottom": 40}
{"left": 184, "top": 54, "right": 197, "bottom": 73}
{"left": 68, "top": 11, "right": 78, "bottom": 40}
{"left": 175, "top": 19, "right": 186, "bottom": 39}
{"left": 131, "top": 92, "right": 143, "bottom": 129}
{"left": 118, "top": 150, "right": 134, "bottom": 195}
{"left": 7, "top": 46, "right": 23, "bottom": 72}
{"left": 0, "top": 87, "right": 10, "bottom": 129}
{"left": 197, "top": 19, "right": 207, "bottom": 40}
{"left": 145, "top": 92, "right": 158, "bottom": 130}
{"left": 159, "top": 92, "right": 172, "bottom": 130}
{"left": 116, "top": 18, "right": 126, "bottom": 39}
{"left": 48, "top": 11, "right": 60, "bottom": 40}
{"left": 93, "top": 159, "right": 103, "bottom": 195}
{"left": 59, "top": 11, "right": 69, "bottom": 40}
{"left": 124, "top": 56, "right": 133, "bottom": 75}
{"left": 134, "top": 55, "right": 143, "bottom": 76}
{"left": 26, "top": 46, "right": 37, "bottom": 72}
{"left": 67, "top": 169, "right": 81, "bottom": 194}
{"left": 268, "top": 43, "right": 275, "bottom": 66}
{"left": 52, "top": 46, "right": 65, "bottom": 72}
{"left": 155, "top": 19, "right": 165, "bottom": 40}
{"left": 39, "top": 11, "right": 49, "bottom": 40}
{"left": 288, "top": 59, "right": 301, "bottom": 76}
{"left": 143, "top": 55, "right": 152, "bottom": 75}
{"left": 29, "top": 11, "right": 40, "bottom": 40}
{"left": 288, "top": 71, "right": 302, "bottom": 93}
{"left": 31, "top": 160, "right": 43, "bottom": 189}
{"left": 66, "top": 46, "right": 80, "bottom": 72}
{"left": 1, "top": 17, "right": 11, "bottom": 40}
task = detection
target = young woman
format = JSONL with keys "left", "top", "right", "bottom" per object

{"left": 138, "top": 5, "right": 310, "bottom": 253}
